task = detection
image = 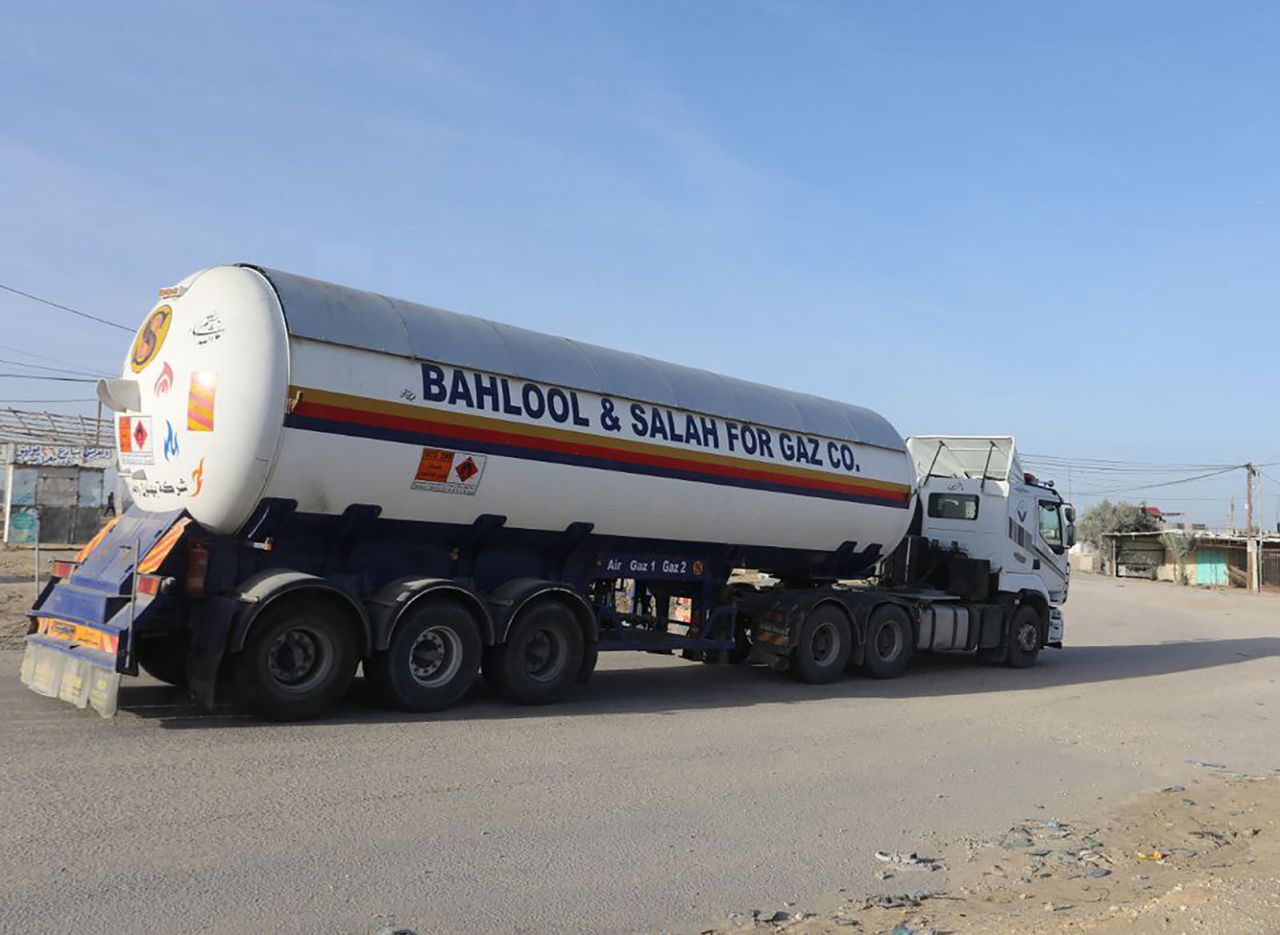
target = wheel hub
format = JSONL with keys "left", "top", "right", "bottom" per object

{"left": 524, "top": 628, "right": 565, "bottom": 682}
{"left": 409, "top": 626, "right": 463, "bottom": 688}
{"left": 810, "top": 621, "right": 841, "bottom": 665}
{"left": 875, "top": 623, "right": 901, "bottom": 660}
{"left": 1016, "top": 622, "right": 1039, "bottom": 652}
{"left": 267, "top": 628, "right": 323, "bottom": 686}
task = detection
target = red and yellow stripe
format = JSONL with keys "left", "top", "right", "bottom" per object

{"left": 285, "top": 386, "right": 912, "bottom": 508}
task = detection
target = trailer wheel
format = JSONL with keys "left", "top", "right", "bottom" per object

{"left": 485, "top": 602, "right": 584, "bottom": 705}
{"left": 367, "top": 598, "right": 482, "bottom": 712}
{"left": 860, "top": 604, "right": 913, "bottom": 679}
{"left": 135, "top": 633, "right": 190, "bottom": 687}
{"left": 1005, "top": 604, "right": 1042, "bottom": 669}
{"left": 727, "top": 617, "right": 754, "bottom": 665}
{"left": 789, "top": 606, "right": 852, "bottom": 683}
{"left": 233, "top": 597, "right": 359, "bottom": 721}
{"left": 575, "top": 641, "right": 599, "bottom": 684}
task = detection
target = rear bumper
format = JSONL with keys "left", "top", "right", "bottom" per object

{"left": 19, "top": 636, "right": 122, "bottom": 717}
{"left": 19, "top": 506, "right": 190, "bottom": 718}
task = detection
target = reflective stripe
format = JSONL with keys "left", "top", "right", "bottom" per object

{"left": 138, "top": 517, "right": 192, "bottom": 574}
{"left": 75, "top": 517, "right": 119, "bottom": 562}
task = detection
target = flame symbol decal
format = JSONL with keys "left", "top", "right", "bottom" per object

{"left": 153, "top": 362, "right": 174, "bottom": 396}
{"left": 162, "top": 421, "right": 179, "bottom": 461}
{"left": 190, "top": 457, "right": 205, "bottom": 497}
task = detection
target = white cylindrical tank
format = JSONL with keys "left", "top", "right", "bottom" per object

{"left": 105, "top": 265, "right": 916, "bottom": 576}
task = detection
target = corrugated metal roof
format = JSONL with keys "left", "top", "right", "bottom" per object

{"left": 248, "top": 265, "right": 906, "bottom": 451}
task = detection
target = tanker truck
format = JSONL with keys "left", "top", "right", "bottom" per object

{"left": 20, "top": 265, "right": 1074, "bottom": 720}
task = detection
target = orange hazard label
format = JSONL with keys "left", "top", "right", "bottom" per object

{"left": 414, "top": 448, "right": 456, "bottom": 483}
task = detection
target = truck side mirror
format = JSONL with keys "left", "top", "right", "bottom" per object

{"left": 1065, "top": 525, "right": 1076, "bottom": 548}
{"left": 1064, "top": 505, "right": 1076, "bottom": 524}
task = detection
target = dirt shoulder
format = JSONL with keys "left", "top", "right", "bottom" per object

{"left": 713, "top": 767, "right": 1280, "bottom": 934}
{"left": 0, "top": 545, "right": 78, "bottom": 649}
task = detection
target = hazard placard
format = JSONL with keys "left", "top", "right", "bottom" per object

{"left": 117, "top": 415, "right": 154, "bottom": 466}
{"left": 411, "top": 448, "right": 487, "bottom": 495}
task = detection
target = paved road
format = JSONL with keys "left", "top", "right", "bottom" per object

{"left": 2, "top": 575, "right": 1278, "bottom": 934}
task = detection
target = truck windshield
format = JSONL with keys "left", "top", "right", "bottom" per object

{"left": 1039, "top": 501, "right": 1063, "bottom": 551}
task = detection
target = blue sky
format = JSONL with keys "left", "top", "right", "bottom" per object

{"left": 3, "top": 2, "right": 1278, "bottom": 523}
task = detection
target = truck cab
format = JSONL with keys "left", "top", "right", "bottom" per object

{"left": 907, "top": 435, "right": 1072, "bottom": 646}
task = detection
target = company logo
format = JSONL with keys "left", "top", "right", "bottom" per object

{"left": 162, "top": 420, "right": 179, "bottom": 462}
{"left": 154, "top": 362, "right": 174, "bottom": 396}
{"left": 190, "top": 457, "right": 205, "bottom": 497}
{"left": 130, "top": 305, "right": 172, "bottom": 373}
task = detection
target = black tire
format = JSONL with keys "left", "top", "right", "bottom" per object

{"left": 481, "top": 646, "right": 503, "bottom": 695}
{"left": 367, "top": 598, "right": 482, "bottom": 712}
{"left": 860, "top": 604, "right": 914, "bottom": 679}
{"left": 1005, "top": 604, "right": 1043, "bottom": 668}
{"left": 726, "top": 617, "right": 754, "bottom": 665}
{"left": 789, "top": 605, "right": 853, "bottom": 683}
{"left": 232, "top": 597, "right": 360, "bottom": 721}
{"left": 484, "top": 602, "right": 584, "bottom": 705}
{"left": 135, "top": 633, "right": 190, "bottom": 687}
{"left": 575, "top": 641, "right": 599, "bottom": 684}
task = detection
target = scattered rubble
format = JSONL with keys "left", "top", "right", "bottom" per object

{"left": 872, "top": 851, "right": 943, "bottom": 872}
{"left": 861, "top": 888, "right": 932, "bottom": 910}
{"left": 709, "top": 770, "right": 1279, "bottom": 935}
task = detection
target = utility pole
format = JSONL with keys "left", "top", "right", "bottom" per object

{"left": 1246, "top": 463, "right": 1255, "bottom": 534}
{"left": 1246, "top": 463, "right": 1259, "bottom": 594}
{"left": 1259, "top": 471, "right": 1264, "bottom": 534}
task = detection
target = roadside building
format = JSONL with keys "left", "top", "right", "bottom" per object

{"left": 1103, "top": 529, "right": 1280, "bottom": 591}
{"left": 1068, "top": 540, "right": 1101, "bottom": 574}
{"left": 0, "top": 410, "right": 114, "bottom": 545}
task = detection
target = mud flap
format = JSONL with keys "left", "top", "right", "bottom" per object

{"left": 20, "top": 641, "right": 121, "bottom": 717}
{"left": 187, "top": 596, "right": 239, "bottom": 711}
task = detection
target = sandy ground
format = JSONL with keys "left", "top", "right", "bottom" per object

{"left": 2, "top": 573, "right": 1279, "bottom": 933}
{"left": 715, "top": 770, "right": 1280, "bottom": 934}
{"left": 0, "top": 545, "right": 78, "bottom": 649}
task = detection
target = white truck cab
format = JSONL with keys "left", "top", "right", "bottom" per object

{"left": 907, "top": 436, "right": 1073, "bottom": 646}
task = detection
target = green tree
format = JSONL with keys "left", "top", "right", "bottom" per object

{"left": 1161, "top": 531, "right": 1200, "bottom": 586}
{"left": 1077, "top": 499, "right": 1162, "bottom": 569}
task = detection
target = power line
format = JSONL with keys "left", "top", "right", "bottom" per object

{"left": 1024, "top": 457, "right": 1237, "bottom": 474}
{"left": 0, "top": 373, "right": 98, "bottom": 383}
{"left": 1072, "top": 465, "right": 1243, "bottom": 496}
{"left": 0, "top": 282, "right": 133, "bottom": 332}
{"left": 1023, "top": 452, "right": 1236, "bottom": 469}
{"left": 1101, "top": 496, "right": 1238, "bottom": 502}
{"left": 0, "top": 357, "right": 103, "bottom": 378}
{"left": 0, "top": 398, "right": 98, "bottom": 404}
{"left": 0, "top": 340, "right": 110, "bottom": 374}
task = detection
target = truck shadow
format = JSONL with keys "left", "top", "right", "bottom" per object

{"left": 134, "top": 635, "right": 1280, "bottom": 728}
